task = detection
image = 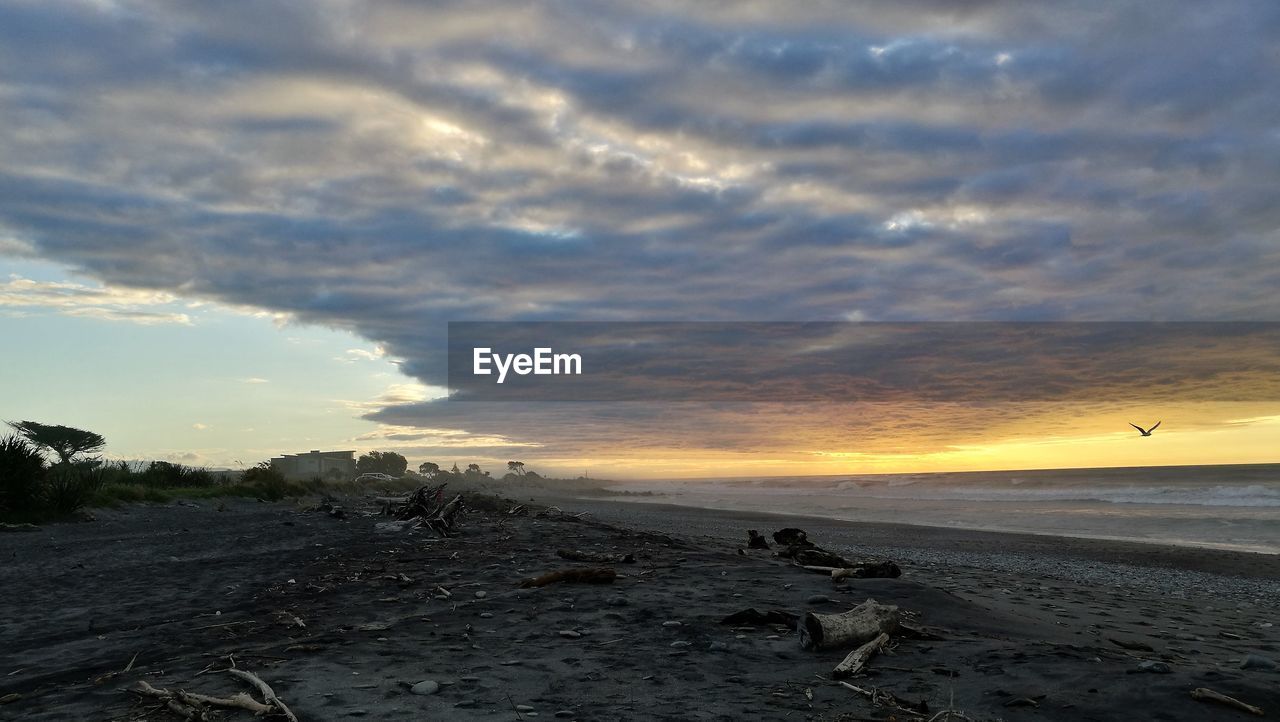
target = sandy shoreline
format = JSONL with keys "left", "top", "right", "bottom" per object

{"left": 2, "top": 492, "right": 1277, "bottom": 721}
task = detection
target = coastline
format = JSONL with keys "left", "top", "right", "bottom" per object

{"left": 3, "top": 493, "right": 1277, "bottom": 720}
{"left": 535, "top": 493, "right": 1280, "bottom": 582}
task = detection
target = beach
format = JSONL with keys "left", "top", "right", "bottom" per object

{"left": 2, "top": 492, "right": 1277, "bottom": 721}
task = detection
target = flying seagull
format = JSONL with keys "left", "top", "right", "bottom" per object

{"left": 1129, "top": 421, "right": 1161, "bottom": 437}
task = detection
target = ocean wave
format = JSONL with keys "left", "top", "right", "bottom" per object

{"left": 833, "top": 483, "right": 1280, "bottom": 507}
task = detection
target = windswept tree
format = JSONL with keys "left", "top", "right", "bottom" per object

{"left": 418, "top": 461, "right": 440, "bottom": 478}
{"left": 7, "top": 420, "right": 105, "bottom": 465}
{"left": 356, "top": 451, "right": 408, "bottom": 477}
{"left": 506, "top": 461, "right": 526, "bottom": 476}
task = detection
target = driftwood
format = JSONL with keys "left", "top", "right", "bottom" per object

{"left": 557, "top": 549, "right": 635, "bottom": 564}
{"left": 833, "top": 631, "right": 890, "bottom": 678}
{"left": 831, "top": 561, "right": 902, "bottom": 580}
{"left": 801, "top": 599, "right": 900, "bottom": 651}
{"left": 393, "top": 483, "right": 463, "bottom": 536}
{"left": 838, "top": 681, "right": 930, "bottom": 715}
{"left": 519, "top": 567, "right": 617, "bottom": 588}
{"left": 797, "top": 562, "right": 903, "bottom": 580}
{"left": 721, "top": 608, "right": 799, "bottom": 627}
{"left": 747, "top": 530, "right": 770, "bottom": 549}
{"left": 773, "top": 529, "right": 900, "bottom": 580}
{"left": 226, "top": 667, "right": 299, "bottom": 722}
{"left": 773, "top": 528, "right": 811, "bottom": 546}
{"left": 131, "top": 675, "right": 287, "bottom": 720}
{"left": 1190, "top": 687, "right": 1264, "bottom": 716}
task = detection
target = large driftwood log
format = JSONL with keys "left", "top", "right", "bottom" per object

{"left": 832, "top": 632, "right": 889, "bottom": 678}
{"left": 519, "top": 567, "right": 617, "bottom": 588}
{"left": 801, "top": 599, "right": 899, "bottom": 651}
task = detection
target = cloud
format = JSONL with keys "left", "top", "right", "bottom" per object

{"left": 242, "top": 377, "right": 270, "bottom": 384}
{"left": 0, "top": 275, "right": 193, "bottom": 325}
{"left": 2, "top": 1, "right": 1279, "bottom": 463}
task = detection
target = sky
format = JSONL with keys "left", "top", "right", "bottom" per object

{"left": 1, "top": 1, "right": 1278, "bottom": 477}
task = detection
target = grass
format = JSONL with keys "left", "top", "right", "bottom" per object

{"left": 88, "top": 478, "right": 329, "bottom": 507}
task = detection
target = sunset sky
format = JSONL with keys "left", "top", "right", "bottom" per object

{"left": 2, "top": 1, "right": 1278, "bottom": 478}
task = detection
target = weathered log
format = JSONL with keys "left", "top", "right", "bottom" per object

{"left": 557, "top": 549, "right": 635, "bottom": 564}
{"left": 1190, "top": 687, "right": 1264, "bottom": 716}
{"left": 720, "top": 608, "right": 799, "bottom": 627}
{"left": 518, "top": 567, "right": 617, "bottom": 588}
{"left": 801, "top": 599, "right": 899, "bottom": 651}
{"left": 832, "top": 632, "right": 889, "bottom": 678}
{"left": 831, "top": 561, "right": 902, "bottom": 580}
{"left": 747, "top": 530, "right": 770, "bottom": 549}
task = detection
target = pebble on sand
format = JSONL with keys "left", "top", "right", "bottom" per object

{"left": 410, "top": 680, "right": 441, "bottom": 695}
{"left": 1132, "top": 660, "right": 1171, "bottom": 674}
{"left": 474, "top": 591, "right": 487, "bottom": 599}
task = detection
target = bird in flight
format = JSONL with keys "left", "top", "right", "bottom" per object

{"left": 1129, "top": 421, "right": 1161, "bottom": 437}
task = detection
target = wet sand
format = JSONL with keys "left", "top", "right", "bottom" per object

{"left": 1, "top": 493, "right": 1276, "bottom": 720}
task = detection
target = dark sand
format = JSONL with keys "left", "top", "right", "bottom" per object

{"left": 1, "top": 493, "right": 1277, "bottom": 721}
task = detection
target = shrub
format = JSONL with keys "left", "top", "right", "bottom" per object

{"left": 241, "top": 462, "right": 290, "bottom": 501}
{"left": 138, "top": 461, "right": 217, "bottom": 488}
{"left": 44, "top": 462, "right": 107, "bottom": 515}
{"left": 0, "top": 434, "right": 46, "bottom": 516}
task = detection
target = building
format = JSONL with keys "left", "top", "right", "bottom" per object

{"left": 270, "top": 450, "right": 356, "bottom": 480}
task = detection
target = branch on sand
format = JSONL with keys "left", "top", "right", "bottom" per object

{"left": 130, "top": 672, "right": 289, "bottom": 720}
{"left": 1190, "top": 687, "right": 1264, "bottom": 716}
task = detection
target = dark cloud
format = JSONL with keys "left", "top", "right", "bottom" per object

{"left": 2, "top": 0, "right": 1278, "bottom": 458}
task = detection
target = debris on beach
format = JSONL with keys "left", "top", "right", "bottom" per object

{"left": 129, "top": 661, "right": 298, "bottom": 721}
{"left": 746, "top": 529, "right": 770, "bottom": 549}
{"left": 306, "top": 498, "right": 345, "bottom": 519}
{"left": 800, "top": 599, "right": 900, "bottom": 651}
{"left": 382, "top": 482, "right": 464, "bottom": 536}
{"left": 769, "top": 527, "right": 901, "bottom": 579}
{"left": 518, "top": 566, "right": 617, "bottom": 588}
{"left": 836, "top": 681, "right": 930, "bottom": 716}
{"left": 1190, "top": 687, "right": 1265, "bottom": 716}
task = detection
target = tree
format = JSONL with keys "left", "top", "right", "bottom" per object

{"left": 7, "top": 420, "right": 105, "bottom": 465}
{"left": 418, "top": 461, "right": 440, "bottom": 478}
{"left": 507, "top": 461, "right": 526, "bottom": 476}
{"left": 356, "top": 451, "right": 408, "bottom": 477}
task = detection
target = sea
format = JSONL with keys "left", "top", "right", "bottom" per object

{"left": 606, "top": 464, "right": 1280, "bottom": 554}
